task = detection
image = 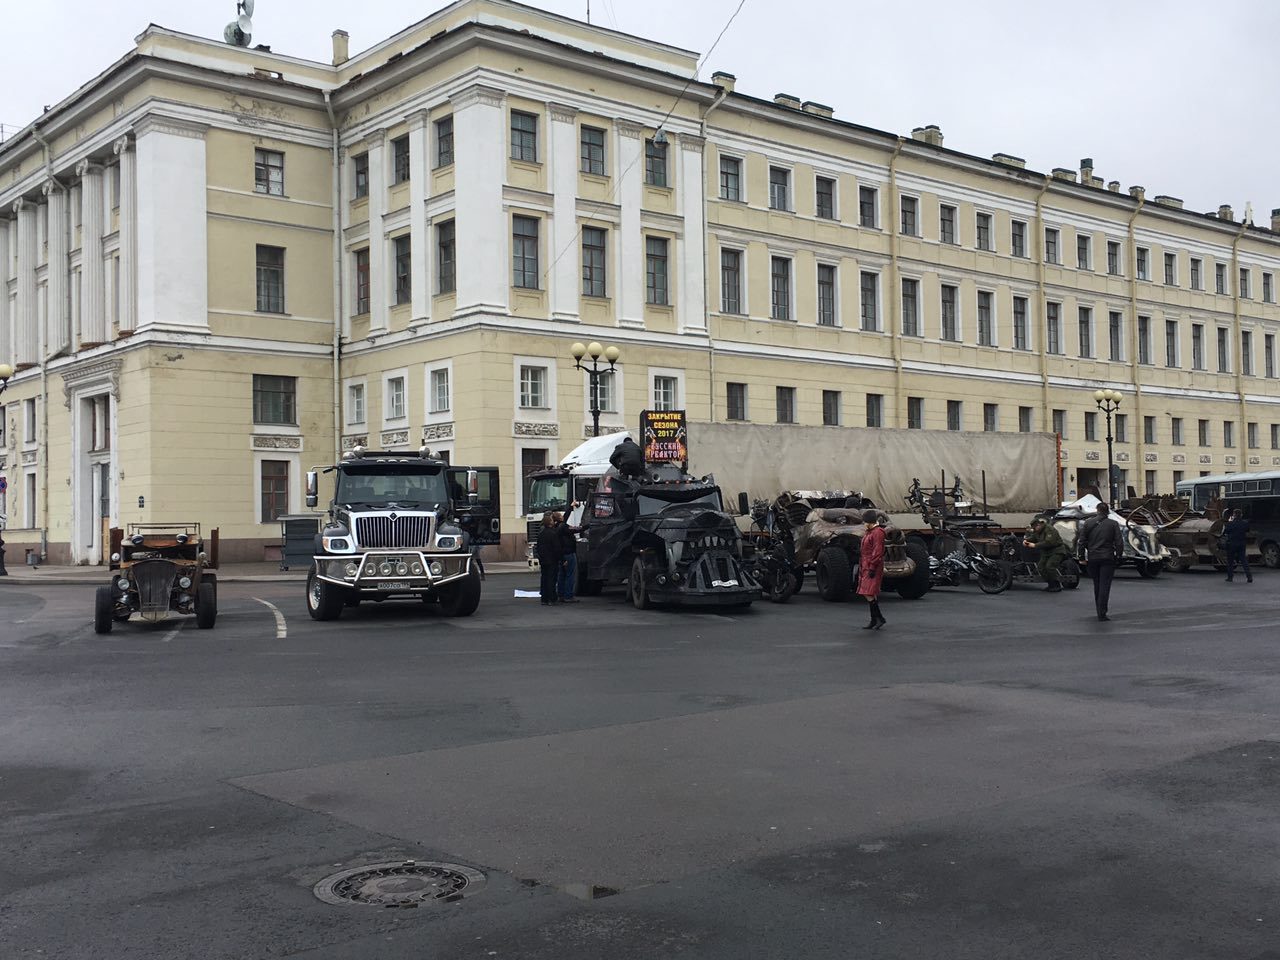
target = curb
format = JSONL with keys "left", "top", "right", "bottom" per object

{"left": 0, "top": 569, "right": 536, "bottom": 586}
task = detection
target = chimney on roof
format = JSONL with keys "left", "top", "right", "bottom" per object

{"left": 711, "top": 71, "right": 736, "bottom": 93}
{"left": 1129, "top": 185, "right": 1145, "bottom": 201}
{"left": 1108, "top": 180, "right": 1121, "bottom": 193}
{"left": 773, "top": 92, "right": 801, "bottom": 110}
{"left": 332, "top": 30, "right": 350, "bottom": 66}
{"left": 992, "top": 152, "right": 1025, "bottom": 168}
{"left": 1080, "top": 157, "right": 1094, "bottom": 183}
{"left": 1218, "top": 204, "right": 1234, "bottom": 222}
{"left": 1271, "top": 208, "right": 1280, "bottom": 232}
{"left": 801, "top": 101, "right": 833, "bottom": 119}
{"left": 1052, "top": 167, "right": 1077, "bottom": 182}
{"left": 1154, "top": 195, "right": 1184, "bottom": 210}
{"left": 911, "top": 125, "right": 943, "bottom": 147}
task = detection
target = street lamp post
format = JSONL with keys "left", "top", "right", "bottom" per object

{"left": 1094, "top": 388, "right": 1122, "bottom": 504}
{"left": 571, "top": 341, "right": 620, "bottom": 437}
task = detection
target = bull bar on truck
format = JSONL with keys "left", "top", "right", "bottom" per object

{"left": 311, "top": 549, "right": 473, "bottom": 593}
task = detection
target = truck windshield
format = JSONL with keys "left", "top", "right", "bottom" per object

{"left": 336, "top": 464, "right": 451, "bottom": 507}
{"left": 527, "top": 476, "right": 570, "bottom": 513}
{"left": 637, "top": 490, "right": 723, "bottom": 516}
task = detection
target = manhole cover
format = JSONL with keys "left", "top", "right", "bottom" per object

{"left": 314, "top": 860, "right": 486, "bottom": 907}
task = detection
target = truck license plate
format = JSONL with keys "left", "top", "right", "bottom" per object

{"left": 377, "top": 581, "right": 411, "bottom": 591}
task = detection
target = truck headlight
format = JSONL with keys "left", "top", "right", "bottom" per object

{"left": 429, "top": 561, "right": 444, "bottom": 576}
{"left": 379, "top": 563, "right": 393, "bottom": 576}
{"left": 365, "top": 564, "right": 377, "bottom": 576}
{"left": 323, "top": 537, "right": 352, "bottom": 552}
{"left": 411, "top": 562, "right": 423, "bottom": 575}
{"left": 110, "top": 552, "right": 121, "bottom": 563}
{"left": 395, "top": 562, "right": 409, "bottom": 576}
{"left": 435, "top": 536, "right": 458, "bottom": 550}
{"left": 116, "top": 577, "right": 130, "bottom": 591}
{"left": 178, "top": 576, "right": 192, "bottom": 589}
{"left": 345, "top": 562, "right": 359, "bottom": 577}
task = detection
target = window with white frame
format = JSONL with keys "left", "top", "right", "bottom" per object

{"left": 719, "top": 155, "right": 742, "bottom": 201}
{"left": 815, "top": 176, "right": 836, "bottom": 220}
{"left": 1171, "top": 418, "right": 1183, "bottom": 445}
{"left": 1216, "top": 262, "right": 1227, "bottom": 295}
{"left": 1240, "top": 267, "right": 1252, "bottom": 299}
{"left": 862, "top": 271, "right": 881, "bottom": 331}
{"left": 580, "top": 126, "right": 606, "bottom": 176}
{"left": 1046, "top": 301, "right": 1061, "bottom": 354}
{"left": 429, "top": 368, "right": 450, "bottom": 414}
{"left": 1078, "top": 306, "right": 1093, "bottom": 358}
{"left": 1107, "top": 240, "right": 1121, "bottom": 275}
{"left": 254, "top": 148, "right": 284, "bottom": 196}
{"left": 392, "top": 135, "right": 410, "bottom": 184}
{"left": 1044, "top": 227, "right": 1059, "bottom": 264}
{"left": 898, "top": 276, "right": 916, "bottom": 336}
{"left": 1242, "top": 330, "right": 1254, "bottom": 376}
{"left": 977, "top": 291, "right": 994, "bottom": 346}
{"left": 726, "top": 382, "right": 747, "bottom": 421}
{"left": 983, "top": 403, "right": 998, "bottom": 432}
{"left": 770, "top": 256, "right": 792, "bottom": 321}
{"left": 822, "top": 390, "right": 841, "bottom": 426}
{"left": 1266, "top": 333, "right": 1276, "bottom": 378}
{"left": 1077, "top": 233, "right": 1091, "bottom": 270}
{"left": 1019, "top": 406, "right": 1033, "bottom": 433}
{"left": 775, "top": 386, "right": 796, "bottom": 424}
{"left": 646, "top": 237, "right": 670, "bottom": 306}
{"left": 900, "top": 195, "right": 918, "bottom": 236}
{"left": 435, "top": 117, "right": 454, "bottom": 168}
{"left": 260, "top": 460, "right": 290, "bottom": 523}
{"left": 720, "top": 248, "right": 743, "bottom": 314}
{"left": 976, "top": 211, "right": 993, "bottom": 251}
{"left": 512, "top": 216, "right": 540, "bottom": 289}
{"left": 1013, "top": 296, "right": 1029, "bottom": 350}
{"left": 817, "top": 263, "right": 837, "bottom": 327}
{"left": 1164, "top": 252, "right": 1177, "bottom": 286}
{"left": 591, "top": 369, "right": 617, "bottom": 414}
{"left": 940, "top": 284, "right": 959, "bottom": 341}
{"left": 511, "top": 111, "right": 538, "bottom": 162}
{"left": 1165, "top": 319, "right": 1179, "bottom": 368}
{"left": 519, "top": 365, "right": 548, "bottom": 409}
{"left": 582, "top": 227, "right": 607, "bottom": 298}
{"left": 385, "top": 376, "right": 406, "bottom": 420}
{"left": 645, "top": 138, "right": 668, "bottom": 187}
{"left": 858, "top": 185, "right": 878, "bottom": 227}
{"left": 353, "top": 153, "right": 369, "bottom": 198}
{"left": 1217, "top": 326, "right": 1230, "bottom": 372}
{"left": 1136, "top": 246, "right": 1150, "bottom": 280}
{"left": 1138, "top": 315, "right": 1152, "bottom": 364}
{"left": 346, "top": 382, "right": 366, "bottom": 425}
{"left": 652, "top": 375, "right": 679, "bottom": 411}
{"left": 1265, "top": 272, "right": 1275, "bottom": 303}
{"left": 768, "top": 166, "right": 790, "bottom": 211}
{"left": 907, "top": 397, "right": 924, "bottom": 429}
{"left": 1192, "top": 323, "right": 1205, "bottom": 370}
{"left": 939, "top": 204, "right": 956, "bottom": 244}
{"left": 1190, "top": 257, "right": 1203, "bottom": 289}
{"left": 1011, "top": 220, "right": 1027, "bottom": 258}
{"left": 23, "top": 397, "right": 37, "bottom": 443}
{"left": 947, "top": 400, "right": 962, "bottom": 431}
{"left": 1143, "top": 416, "right": 1156, "bottom": 444}
{"left": 866, "top": 393, "right": 883, "bottom": 428}
{"left": 1109, "top": 311, "right": 1124, "bottom": 361}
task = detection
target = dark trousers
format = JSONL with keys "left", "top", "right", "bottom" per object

{"left": 1086, "top": 559, "right": 1116, "bottom": 618}
{"left": 540, "top": 560, "right": 560, "bottom": 603}
{"left": 1226, "top": 546, "right": 1251, "bottom": 580}
{"left": 558, "top": 553, "right": 577, "bottom": 600}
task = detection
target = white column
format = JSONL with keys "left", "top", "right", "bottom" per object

{"left": 677, "top": 133, "right": 707, "bottom": 335}
{"left": 134, "top": 115, "right": 209, "bottom": 332}
{"left": 42, "top": 180, "right": 70, "bottom": 356}
{"left": 13, "top": 198, "right": 37, "bottom": 366}
{"left": 616, "top": 121, "right": 645, "bottom": 329}
{"left": 407, "top": 111, "right": 431, "bottom": 325}
{"left": 114, "top": 136, "right": 137, "bottom": 333}
{"left": 0, "top": 217, "right": 10, "bottom": 366}
{"left": 548, "top": 102, "right": 580, "bottom": 323}
{"left": 452, "top": 84, "right": 509, "bottom": 317}
{"left": 76, "top": 160, "right": 106, "bottom": 346}
{"left": 366, "top": 132, "right": 388, "bottom": 334}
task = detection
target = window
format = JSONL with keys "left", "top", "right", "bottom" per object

{"left": 940, "top": 284, "right": 959, "bottom": 341}
{"left": 1164, "top": 252, "right": 1177, "bottom": 286}
{"left": 260, "top": 460, "right": 290, "bottom": 523}
{"left": 1044, "top": 227, "right": 1059, "bottom": 264}
{"left": 1265, "top": 272, "right": 1274, "bottom": 303}
{"left": 983, "top": 403, "right": 998, "bottom": 432}
{"left": 1242, "top": 330, "right": 1254, "bottom": 376}
{"left": 1216, "top": 263, "right": 1227, "bottom": 295}
{"left": 255, "top": 245, "right": 285, "bottom": 313}
{"left": 1114, "top": 413, "right": 1128, "bottom": 443}
{"left": 1266, "top": 334, "right": 1275, "bottom": 378}
{"left": 252, "top": 374, "right": 296, "bottom": 425}
{"left": 353, "top": 153, "right": 369, "bottom": 198}
{"left": 1190, "top": 257, "right": 1203, "bottom": 290}
{"left": 521, "top": 448, "right": 549, "bottom": 510}
{"left": 1011, "top": 220, "right": 1027, "bottom": 258}
{"left": 1240, "top": 268, "right": 1251, "bottom": 299}
{"left": 592, "top": 371, "right": 617, "bottom": 414}
{"left": 1171, "top": 418, "right": 1183, "bottom": 445}
{"left": 653, "top": 375, "right": 678, "bottom": 411}
{"left": 1138, "top": 315, "right": 1151, "bottom": 364}
{"left": 823, "top": 390, "right": 841, "bottom": 426}
{"left": 646, "top": 237, "right": 670, "bottom": 306}
{"left": 582, "top": 227, "right": 607, "bottom": 298}
{"left": 907, "top": 396, "right": 924, "bottom": 430}
{"left": 1143, "top": 416, "right": 1156, "bottom": 444}
{"left": 1248, "top": 421, "right": 1259, "bottom": 449}
{"left": 511, "top": 111, "right": 538, "bottom": 162}
{"left": 1164, "top": 319, "right": 1178, "bottom": 367}
{"left": 1046, "top": 301, "right": 1061, "bottom": 354}
{"left": 385, "top": 376, "right": 406, "bottom": 420}
{"left": 977, "top": 291, "right": 993, "bottom": 346}
{"left": 1109, "top": 311, "right": 1123, "bottom": 361}
{"left": 1019, "top": 406, "right": 1033, "bottom": 433}
{"left": 1198, "top": 419, "right": 1209, "bottom": 446}
{"left": 1078, "top": 306, "right": 1093, "bottom": 358}
{"left": 391, "top": 135, "right": 411, "bottom": 184}
{"left": 346, "top": 383, "right": 365, "bottom": 425}
{"left": 1273, "top": 424, "right": 1279, "bottom": 450}
{"left": 1085, "top": 411, "right": 1098, "bottom": 442}
{"left": 976, "top": 212, "right": 993, "bottom": 251}
{"left": 817, "top": 264, "right": 837, "bottom": 326}
{"left": 1136, "top": 246, "right": 1149, "bottom": 280}
{"left": 770, "top": 257, "right": 791, "bottom": 321}
{"left": 860, "top": 271, "right": 880, "bottom": 332}
{"left": 1013, "top": 296, "right": 1029, "bottom": 350}
{"left": 719, "top": 155, "right": 742, "bottom": 201}
{"left": 866, "top": 394, "right": 883, "bottom": 428}
{"left": 645, "top": 138, "right": 668, "bottom": 186}
{"left": 513, "top": 215, "right": 540, "bottom": 289}
{"left": 1192, "top": 323, "right": 1205, "bottom": 370}
{"left": 430, "top": 368, "right": 450, "bottom": 414}
{"left": 393, "top": 235, "right": 411, "bottom": 305}
{"left": 726, "top": 382, "right": 747, "bottom": 421}
{"left": 1052, "top": 408, "right": 1067, "bottom": 438}
{"left": 901, "top": 277, "right": 921, "bottom": 337}
{"left": 1224, "top": 420, "right": 1235, "bottom": 448}
{"left": 354, "top": 248, "right": 370, "bottom": 313}
{"left": 858, "top": 185, "right": 878, "bottom": 227}
{"left": 720, "top": 248, "right": 742, "bottom": 314}
{"left": 815, "top": 176, "right": 836, "bottom": 220}
{"left": 436, "top": 220, "right": 456, "bottom": 294}
{"left": 1077, "top": 234, "right": 1091, "bottom": 270}
{"left": 435, "top": 117, "right": 454, "bottom": 168}
{"left": 947, "top": 400, "right": 962, "bottom": 432}
{"left": 519, "top": 365, "right": 548, "bottom": 408}
{"left": 900, "top": 196, "right": 918, "bottom": 235}
{"left": 1107, "top": 240, "right": 1121, "bottom": 275}
{"left": 1173, "top": 470, "right": 1185, "bottom": 487}
{"left": 1217, "top": 327, "right": 1230, "bottom": 372}
{"left": 939, "top": 204, "right": 956, "bottom": 244}
{"left": 769, "top": 166, "right": 790, "bottom": 211}
{"left": 580, "top": 126, "right": 606, "bottom": 175}
{"left": 775, "top": 386, "right": 796, "bottom": 424}
{"left": 254, "top": 148, "right": 284, "bottom": 196}
{"left": 1145, "top": 470, "right": 1157, "bottom": 496}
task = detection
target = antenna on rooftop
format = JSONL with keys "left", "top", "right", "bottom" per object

{"left": 223, "top": 0, "right": 255, "bottom": 47}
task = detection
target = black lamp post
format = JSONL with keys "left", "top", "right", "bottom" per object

{"left": 1094, "top": 388, "right": 1122, "bottom": 504}
{"left": 0, "top": 362, "right": 12, "bottom": 577}
{"left": 571, "top": 341, "right": 620, "bottom": 437}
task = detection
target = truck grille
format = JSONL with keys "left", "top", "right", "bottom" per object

{"left": 355, "top": 515, "right": 432, "bottom": 549}
{"left": 526, "top": 520, "right": 541, "bottom": 544}
{"left": 133, "top": 559, "right": 176, "bottom": 621}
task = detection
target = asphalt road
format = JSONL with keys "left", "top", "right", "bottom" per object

{"left": 1, "top": 565, "right": 1278, "bottom": 959}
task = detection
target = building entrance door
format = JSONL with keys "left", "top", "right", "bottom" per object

{"left": 1076, "top": 468, "right": 1103, "bottom": 499}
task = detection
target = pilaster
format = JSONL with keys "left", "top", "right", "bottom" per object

{"left": 407, "top": 111, "right": 431, "bottom": 325}
{"left": 677, "top": 133, "right": 707, "bottom": 334}
{"left": 451, "top": 84, "right": 509, "bottom": 317}
{"left": 114, "top": 136, "right": 137, "bottom": 333}
{"left": 548, "top": 103, "right": 581, "bottom": 323}
{"left": 13, "top": 198, "right": 37, "bottom": 367}
{"left": 366, "top": 131, "right": 388, "bottom": 334}
{"left": 0, "top": 217, "right": 10, "bottom": 367}
{"left": 42, "top": 179, "right": 71, "bottom": 356}
{"left": 616, "top": 120, "right": 645, "bottom": 329}
{"left": 75, "top": 159, "right": 106, "bottom": 346}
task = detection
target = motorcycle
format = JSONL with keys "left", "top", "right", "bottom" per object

{"left": 740, "top": 496, "right": 799, "bottom": 603}
{"left": 995, "top": 532, "right": 1081, "bottom": 592}
{"left": 928, "top": 531, "right": 1013, "bottom": 594}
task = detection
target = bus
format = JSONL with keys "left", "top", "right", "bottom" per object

{"left": 1175, "top": 470, "right": 1280, "bottom": 568}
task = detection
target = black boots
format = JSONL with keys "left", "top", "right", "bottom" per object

{"left": 863, "top": 602, "right": 886, "bottom": 630}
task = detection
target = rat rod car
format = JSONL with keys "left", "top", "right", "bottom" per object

{"left": 94, "top": 524, "right": 218, "bottom": 633}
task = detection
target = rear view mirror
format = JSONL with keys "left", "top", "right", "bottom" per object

{"left": 737, "top": 491, "right": 750, "bottom": 516}
{"left": 467, "top": 468, "right": 479, "bottom": 505}
{"left": 305, "top": 470, "right": 318, "bottom": 509}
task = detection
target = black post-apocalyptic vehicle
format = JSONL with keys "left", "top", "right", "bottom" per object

{"left": 304, "top": 447, "right": 500, "bottom": 620}
{"left": 577, "top": 464, "right": 761, "bottom": 609}
{"left": 94, "top": 524, "right": 218, "bottom": 633}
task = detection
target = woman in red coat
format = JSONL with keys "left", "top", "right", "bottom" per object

{"left": 857, "top": 510, "right": 887, "bottom": 630}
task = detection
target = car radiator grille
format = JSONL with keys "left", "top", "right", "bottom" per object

{"left": 133, "top": 560, "right": 177, "bottom": 620}
{"left": 355, "top": 515, "right": 432, "bottom": 549}
{"left": 526, "top": 520, "right": 542, "bottom": 543}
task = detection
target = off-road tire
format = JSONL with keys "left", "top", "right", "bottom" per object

{"left": 195, "top": 581, "right": 217, "bottom": 629}
{"left": 977, "top": 559, "right": 1014, "bottom": 595}
{"left": 1060, "top": 557, "right": 1082, "bottom": 590}
{"left": 94, "top": 585, "right": 114, "bottom": 635}
{"left": 630, "top": 557, "right": 650, "bottom": 611}
{"left": 895, "top": 541, "right": 933, "bottom": 600}
{"left": 815, "top": 546, "right": 854, "bottom": 602}
{"left": 1167, "top": 555, "right": 1193, "bottom": 573}
{"left": 1136, "top": 560, "right": 1162, "bottom": 579}
{"left": 1262, "top": 542, "right": 1280, "bottom": 569}
{"left": 306, "top": 568, "right": 345, "bottom": 621}
{"left": 438, "top": 565, "right": 482, "bottom": 617}
{"left": 791, "top": 567, "right": 806, "bottom": 594}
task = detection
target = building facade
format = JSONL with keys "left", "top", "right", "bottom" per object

{"left": 1, "top": 0, "right": 1278, "bottom": 562}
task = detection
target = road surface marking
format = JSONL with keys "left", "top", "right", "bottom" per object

{"left": 254, "top": 598, "right": 288, "bottom": 639}
{"left": 161, "top": 622, "right": 185, "bottom": 644}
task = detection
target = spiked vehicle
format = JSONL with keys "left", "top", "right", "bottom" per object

{"left": 94, "top": 524, "right": 218, "bottom": 633}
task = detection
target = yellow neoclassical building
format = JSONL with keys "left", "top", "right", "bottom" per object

{"left": 1, "top": 0, "right": 1278, "bottom": 562}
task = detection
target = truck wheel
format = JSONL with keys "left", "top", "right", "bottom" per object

{"left": 94, "top": 585, "right": 114, "bottom": 635}
{"left": 1136, "top": 560, "right": 1162, "bottom": 579}
{"left": 1167, "top": 555, "right": 1193, "bottom": 573}
{"left": 815, "top": 547, "right": 853, "bottom": 602}
{"left": 791, "top": 567, "right": 805, "bottom": 594}
{"left": 630, "top": 558, "right": 650, "bottom": 610}
{"left": 1262, "top": 542, "right": 1280, "bottom": 569}
{"left": 977, "top": 559, "right": 1013, "bottom": 595}
{"left": 438, "top": 566, "right": 482, "bottom": 617}
{"left": 1060, "top": 558, "right": 1081, "bottom": 590}
{"left": 195, "top": 581, "right": 217, "bottom": 629}
{"left": 306, "top": 569, "right": 345, "bottom": 621}
{"left": 895, "top": 541, "right": 933, "bottom": 599}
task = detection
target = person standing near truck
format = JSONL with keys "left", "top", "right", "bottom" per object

{"left": 1223, "top": 508, "right": 1253, "bottom": 583}
{"left": 536, "top": 514, "right": 563, "bottom": 605}
{"left": 857, "top": 510, "right": 887, "bottom": 630}
{"left": 556, "top": 510, "right": 581, "bottom": 603}
{"left": 1081, "top": 503, "right": 1124, "bottom": 621}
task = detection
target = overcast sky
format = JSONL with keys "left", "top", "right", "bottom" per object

{"left": 5, "top": 1, "right": 1278, "bottom": 218}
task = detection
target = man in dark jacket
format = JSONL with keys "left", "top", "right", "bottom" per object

{"left": 1080, "top": 503, "right": 1124, "bottom": 621}
{"left": 555, "top": 511, "right": 581, "bottom": 602}
{"left": 535, "top": 515, "right": 563, "bottom": 605}
{"left": 1224, "top": 509, "right": 1253, "bottom": 583}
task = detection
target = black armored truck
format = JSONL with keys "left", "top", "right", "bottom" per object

{"left": 304, "top": 447, "right": 499, "bottom": 620}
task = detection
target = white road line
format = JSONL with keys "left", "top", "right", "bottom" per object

{"left": 254, "top": 598, "right": 288, "bottom": 639}
{"left": 161, "top": 622, "right": 184, "bottom": 644}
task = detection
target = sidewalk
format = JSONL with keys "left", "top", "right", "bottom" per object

{"left": 0, "top": 559, "right": 536, "bottom": 586}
